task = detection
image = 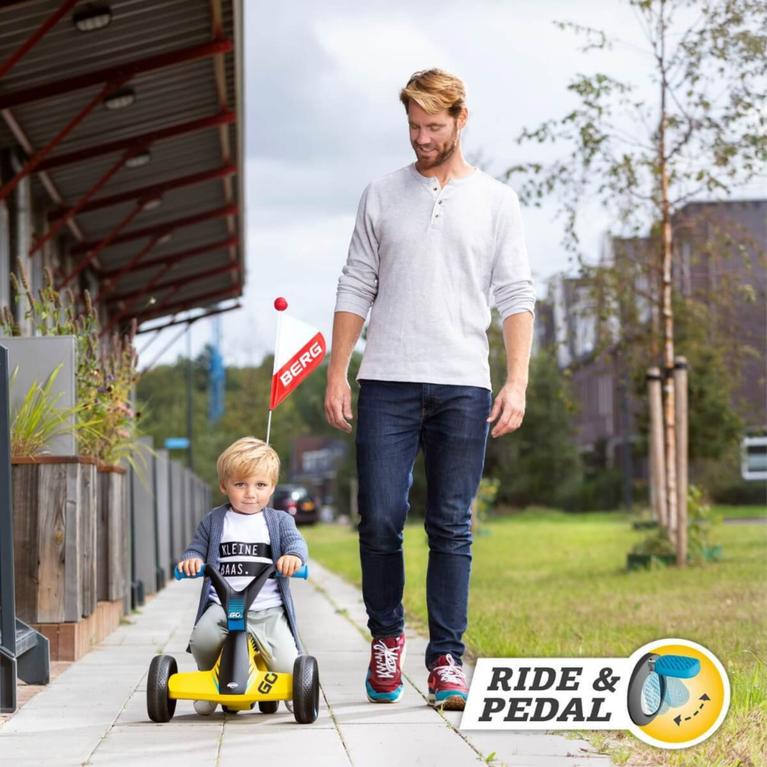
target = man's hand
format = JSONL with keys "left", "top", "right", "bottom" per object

{"left": 324, "top": 372, "right": 353, "bottom": 433}
{"left": 487, "top": 382, "right": 526, "bottom": 438}
{"left": 276, "top": 555, "right": 302, "bottom": 577}
{"left": 179, "top": 557, "right": 204, "bottom": 576}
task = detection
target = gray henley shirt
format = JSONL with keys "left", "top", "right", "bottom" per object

{"left": 334, "top": 163, "right": 535, "bottom": 390}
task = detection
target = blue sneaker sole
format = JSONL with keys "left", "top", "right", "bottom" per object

{"left": 428, "top": 690, "right": 467, "bottom": 710}
{"left": 366, "top": 680, "right": 403, "bottom": 703}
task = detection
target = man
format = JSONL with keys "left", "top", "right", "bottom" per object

{"left": 325, "top": 69, "right": 535, "bottom": 710}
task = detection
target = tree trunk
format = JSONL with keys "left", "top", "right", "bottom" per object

{"left": 657, "top": 8, "right": 680, "bottom": 564}
{"left": 674, "top": 357, "right": 689, "bottom": 566}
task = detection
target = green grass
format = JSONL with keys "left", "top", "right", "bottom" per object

{"left": 303, "top": 507, "right": 767, "bottom": 767}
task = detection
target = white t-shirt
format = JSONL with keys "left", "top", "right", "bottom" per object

{"left": 208, "top": 508, "right": 283, "bottom": 611}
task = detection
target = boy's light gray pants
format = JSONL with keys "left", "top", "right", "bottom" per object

{"left": 189, "top": 604, "right": 298, "bottom": 672}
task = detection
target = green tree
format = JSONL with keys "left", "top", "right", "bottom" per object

{"left": 485, "top": 316, "right": 583, "bottom": 508}
{"left": 508, "top": 0, "right": 766, "bottom": 545}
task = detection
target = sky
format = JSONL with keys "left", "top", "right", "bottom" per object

{"left": 135, "top": 0, "right": 754, "bottom": 370}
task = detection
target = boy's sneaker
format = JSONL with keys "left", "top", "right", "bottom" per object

{"left": 365, "top": 634, "right": 406, "bottom": 703}
{"left": 428, "top": 654, "right": 469, "bottom": 710}
{"left": 193, "top": 700, "right": 216, "bottom": 716}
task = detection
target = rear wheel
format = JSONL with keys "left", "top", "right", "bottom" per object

{"left": 258, "top": 700, "right": 279, "bottom": 714}
{"left": 147, "top": 655, "right": 177, "bottom": 722}
{"left": 292, "top": 655, "right": 319, "bottom": 724}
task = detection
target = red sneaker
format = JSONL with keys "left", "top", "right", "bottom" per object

{"left": 428, "top": 654, "right": 468, "bottom": 710}
{"left": 365, "top": 635, "right": 406, "bottom": 703}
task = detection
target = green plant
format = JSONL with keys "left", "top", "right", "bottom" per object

{"left": 9, "top": 364, "right": 79, "bottom": 457}
{"left": 472, "top": 476, "right": 500, "bottom": 532}
{"left": 629, "top": 526, "right": 676, "bottom": 558}
{"left": 6, "top": 266, "right": 147, "bottom": 468}
{"left": 687, "top": 483, "right": 718, "bottom": 563}
{"left": 629, "top": 484, "right": 720, "bottom": 562}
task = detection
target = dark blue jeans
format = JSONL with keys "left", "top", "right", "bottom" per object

{"left": 355, "top": 380, "right": 492, "bottom": 668}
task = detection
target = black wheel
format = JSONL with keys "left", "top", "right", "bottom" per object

{"left": 627, "top": 653, "right": 666, "bottom": 726}
{"left": 258, "top": 700, "right": 279, "bottom": 714}
{"left": 292, "top": 655, "right": 319, "bottom": 724}
{"left": 147, "top": 654, "right": 178, "bottom": 722}
{"left": 222, "top": 706, "right": 240, "bottom": 715}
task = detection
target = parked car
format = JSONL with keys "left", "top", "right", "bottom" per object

{"left": 271, "top": 484, "right": 318, "bottom": 525}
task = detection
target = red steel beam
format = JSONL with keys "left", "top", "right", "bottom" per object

{"left": 30, "top": 149, "right": 138, "bottom": 256}
{"left": 58, "top": 201, "right": 145, "bottom": 288}
{"left": 108, "top": 261, "right": 240, "bottom": 305}
{"left": 0, "top": 80, "right": 117, "bottom": 202}
{"left": 99, "top": 236, "right": 239, "bottom": 279}
{"left": 135, "top": 302, "right": 241, "bottom": 335}
{"left": 95, "top": 234, "right": 164, "bottom": 304}
{"left": 37, "top": 111, "right": 235, "bottom": 172}
{"left": 0, "top": 0, "right": 80, "bottom": 80}
{"left": 136, "top": 285, "right": 241, "bottom": 324}
{"left": 0, "top": 38, "right": 233, "bottom": 110}
{"left": 48, "top": 165, "right": 237, "bottom": 220}
{"left": 103, "top": 262, "right": 175, "bottom": 336}
{"left": 69, "top": 204, "right": 237, "bottom": 255}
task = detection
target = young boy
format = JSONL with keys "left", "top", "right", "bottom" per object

{"left": 179, "top": 436, "right": 308, "bottom": 715}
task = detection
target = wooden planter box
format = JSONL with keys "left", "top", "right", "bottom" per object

{"left": 97, "top": 465, "right": 130, "bottom": 604}
{"left": 12, "top": 455, "right": 98, "bottom": 624}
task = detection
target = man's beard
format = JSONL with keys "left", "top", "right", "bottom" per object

{"left": 413, "top": 125, "right": 459, "bottom": 169}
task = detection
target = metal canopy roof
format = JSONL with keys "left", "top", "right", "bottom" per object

{"left": 0, "top": 0, "right": 245, "bottom": 332}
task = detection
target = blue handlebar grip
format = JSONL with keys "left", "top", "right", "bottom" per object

{"left": 175, "top": 563, "right": 206, "bottom": 580}
{"left": 292, "top": 564, "right": 308, "bottom": 580}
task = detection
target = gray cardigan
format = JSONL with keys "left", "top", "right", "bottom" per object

{"left": 180, "top": 504, "right": 309, "bottom": 653}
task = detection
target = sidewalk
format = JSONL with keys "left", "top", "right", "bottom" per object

{"left": 0, "top": 563, "right": 617, "bottom": 767}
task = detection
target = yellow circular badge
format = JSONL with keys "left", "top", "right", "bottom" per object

{"left": 626, "top": 639, "right": 730, "bottom": 749}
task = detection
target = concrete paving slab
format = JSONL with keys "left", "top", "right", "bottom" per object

{"left": 219, "top": 725, "right": 351, "bottom": 767}
{"left": 0, "top": 725, "right": 105, "bottom": 764}
{"left": 340, "top": 722, "right": 485, "bottom": 766}
{"left": 86, "top": 724, "right": 222, "bottom": 766}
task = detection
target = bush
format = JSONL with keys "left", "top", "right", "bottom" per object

{"left": 561, "top": 468, "right": 625, "bottom": 511}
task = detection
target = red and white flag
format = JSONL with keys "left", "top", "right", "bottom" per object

{"left": 269, "top": 313, "right": 326, "bottom": 410}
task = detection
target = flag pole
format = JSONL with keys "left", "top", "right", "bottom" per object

{"left": 267, "top": 297, "right": 288, "bottom": 446}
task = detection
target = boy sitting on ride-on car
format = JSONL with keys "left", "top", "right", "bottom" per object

{"left": 178, "top": 436, "right": 308, "bottom": 715}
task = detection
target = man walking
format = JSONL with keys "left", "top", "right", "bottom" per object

{"left": 325, "top": 69, "right": 535, "bottom": 710}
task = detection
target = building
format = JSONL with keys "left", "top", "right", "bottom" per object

{"left": 545, "top": 200, "right": 766, "bottom": 474}
{"left": 0, "top": 0, "right": 246, "bottom": 334}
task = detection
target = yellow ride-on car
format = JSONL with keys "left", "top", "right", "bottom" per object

{"left": 146, "top": 562, "right": 319, "bottom": 723}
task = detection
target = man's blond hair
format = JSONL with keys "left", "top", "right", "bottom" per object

{"left": 217, "top": 437, "right": 280, "bottom": 486}
{"left": 399, "top": 68, "right": 467, "bottom": 117}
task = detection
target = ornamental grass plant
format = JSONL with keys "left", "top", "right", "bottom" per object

{"left": 9, "top": 363, "right": 79, "bottom": 457}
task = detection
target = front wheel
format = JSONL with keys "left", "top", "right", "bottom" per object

{"left": 147, "top": 655, "right": 178, "bottom": 722}
{"left": 292, "top": 655, "right": 319, "bottom": 724}
{"left": 258, "top": 700, "right": 279, "bottom": 714}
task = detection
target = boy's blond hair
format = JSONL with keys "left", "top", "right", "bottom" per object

{"left": 399, "top": 68, "right": 467, "bottom": 117}
{"left": 217, "top": 437, "right": 280, "bottom": 486}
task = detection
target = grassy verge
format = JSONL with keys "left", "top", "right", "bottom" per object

{"left": 303, "top": 507, "right": 767, "bottom": 767}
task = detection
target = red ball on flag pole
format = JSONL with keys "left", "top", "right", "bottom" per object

{"left": 274, "top": 297, "right": 288, "bottom": 311}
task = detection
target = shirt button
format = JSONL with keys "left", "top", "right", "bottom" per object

{"left": 435, "top": 214, "right": 440, "bottom": 218}
{"left": 438, "top": 200, "right": 443, "bottom": 204}
{"left": 433, "top": 187, "right": 438, "bottom": 191}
